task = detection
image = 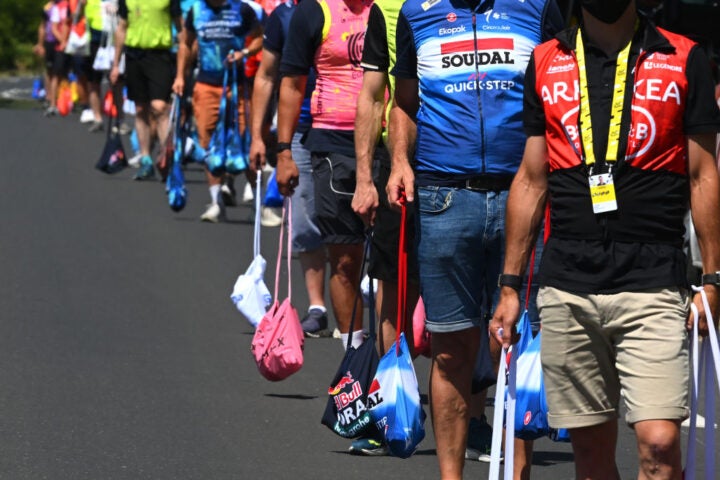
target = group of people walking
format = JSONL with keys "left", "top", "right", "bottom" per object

{"left": 34, "top": 0, "right": 720, "bottom": 478}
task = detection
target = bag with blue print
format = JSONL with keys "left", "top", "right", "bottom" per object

{"left": 166, "top": 94, "right": 187, "bottom": 212}
{"left": 368, "top": 199, "right": 426, "bottom": 457}
{"left": 225, "top": 58, "right": 250, "bottom": 174}
{"left": 205, "top": 64, "right": 230, "bottom": 176}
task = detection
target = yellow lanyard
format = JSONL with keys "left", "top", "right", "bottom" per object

{"left": 575, "top": 27, "right": 634, "bottom": 170}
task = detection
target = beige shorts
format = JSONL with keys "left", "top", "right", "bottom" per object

{"left": 538, "top": 286, "right": 690, "bottom": 429}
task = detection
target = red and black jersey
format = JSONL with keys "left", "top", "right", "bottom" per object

{"left": 524, "top": 19, "right": 720, "bottom": 293}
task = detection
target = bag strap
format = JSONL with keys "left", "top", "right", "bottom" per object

{"left": 254, "top": 176, "right": 262, "bottom": 258}
{"left": 217, "top": 62, "right": 230, "bottom": 139}
{"left": 488, "top": 345, "right": 517, "bottom": 480}
{"left": 346, "top": 236, "right": 375, "bottom": 350}
{"left": 396, "top": 194, "right": 408, "bottom": 354}
{"left": 230, "top": 59, "right": 239, "bottom": 132}
{"left": 273, "top": 197, "right": 293, "bottom": 301}
{"left": 173, "top": 94, "right": 183, "bottom": 155}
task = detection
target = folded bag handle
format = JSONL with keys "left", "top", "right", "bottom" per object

{"left": 253, "top": 177, "right": 262, "bottom": 258}
{"left": 273, "top": 197, "right": 292, "bottom": 302}
{"left": 346, "top": 235, "right": 375, "bottom": 351}
{"left": 396, "top": 194, "right": 408, "bottom": 354}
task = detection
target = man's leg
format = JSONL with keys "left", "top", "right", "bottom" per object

{"left": 134, "top": 103, "right": 152, "bottom": 157}
{"left": 569, "top": 421, "right": 621, "bottom": 480}
{"left": 326, "top": 243, "right": 364, "bottom": 335}
{"left": 634, "top": 420, "right": 682, "bottom": 480}
{"left": 150, "top": 98, "right": 170, "bottom": 146}
{"left": 431, "top": 327, "right": 480, "bottom": 480}
{"left": 300, "top": 249, "right": 327, "bottom": 307}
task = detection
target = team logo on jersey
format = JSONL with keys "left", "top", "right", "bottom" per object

{"left": 440, "top": 38, "right": 515, "bottom": 68}
{"left": 446, "top": 12, "right": 457, "bottom": 21}
{"left": 346, "top": 31, "right": 366, "bottom": 68}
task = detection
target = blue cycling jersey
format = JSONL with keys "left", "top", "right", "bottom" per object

{"left": 394, "top": 0, "right": 560, "bottom": 178}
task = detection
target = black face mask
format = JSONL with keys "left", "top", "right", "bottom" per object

{"left": 581, "top": 0, "right": 632, "bottom": 24}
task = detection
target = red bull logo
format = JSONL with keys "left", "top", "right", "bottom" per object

{"left": 328, "top": 371, "right": 355, "bottom": 395}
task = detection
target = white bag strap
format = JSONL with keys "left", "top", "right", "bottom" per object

{"left": 686, "top": 287, "right": 720, "bottom": 480}
{"left": 489, "top": 343, "right": 516, "bottom": 480}
{"left": 253, "top": 176, "right": 262, "bottom": 257}
{"left": 272, "top": 198, "right": 292, "bottom": 301}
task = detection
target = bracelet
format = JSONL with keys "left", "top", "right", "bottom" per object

{"left": 277, "top": 142, "right": 292, "bottom": 153}
{"left": 497, "top": 273, "right": 522, "bottom": 291}
{"left": 242, "top": 48, "right": 250, "bottom": 56}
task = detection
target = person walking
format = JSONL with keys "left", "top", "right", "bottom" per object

{"left": 387, "top": 0, "right": 562, "bottom": 477}
{"left": 110, "top": 0, "right": 183, "bottom": 180}
{"left": 492, "top": 1, "right": 720, "bottom": 479}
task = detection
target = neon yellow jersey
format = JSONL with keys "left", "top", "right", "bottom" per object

{"left": 374, "top": 0, "right": 402, "bottom": 144}
{"left": 84, "top": 0, "right": 104, "bottom": 32}
{"left": 125, "top": 0, "right": 173, "bottom": 49}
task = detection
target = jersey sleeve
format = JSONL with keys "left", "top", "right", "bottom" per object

{"left": 390, "top": 10, "right": 417, "bottom": 79}
{"left": 263, "top": 8, "right": 285, "bottom": 54}
{"left": 523, "top": 53, "right": 547, "bottom": 136}
{"left": 279, "top": 0, "right": 323, "bottom": 76}
{"left": 360, "top": 4, "right": 389, "bottom": 72}
{"left": 683, "top": 45, "right": 720, "bottom": 134}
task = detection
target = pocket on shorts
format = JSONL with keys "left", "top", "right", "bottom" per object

{"left": 418, "top": 186, "right": 453, "bottom": 214}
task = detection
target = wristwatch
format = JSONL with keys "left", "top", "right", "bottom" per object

{"left": 498, "top": 273, "right": 522, "bottom": 291}
{"left": 276, "top": 142, "right": 292, "bottom": 153}
{"left": 701, "top": 271, "right": 720, "bottom": 287}
{"left": 241, "top": 47, "right": 250, "bottom": 56}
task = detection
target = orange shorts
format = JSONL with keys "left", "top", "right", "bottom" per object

{"left": 192, "top": 81, "right": 248, "bottom": 149}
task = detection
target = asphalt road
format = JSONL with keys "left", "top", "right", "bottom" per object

{"left": 0, "top": 76, "right": 717, "bottom": 480}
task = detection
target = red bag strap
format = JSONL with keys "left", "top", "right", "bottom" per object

{"left": 396, "top": 193, "right": 408, "bottom": 355}
{"left": 273, "top": 197, "right": 292, "bottom": 301}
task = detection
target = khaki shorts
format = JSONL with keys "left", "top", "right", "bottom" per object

{"left": 538, "top": 286, "right": 690, "bottom": 428}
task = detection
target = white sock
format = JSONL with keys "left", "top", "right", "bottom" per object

{"left": 209, "top": 185, "right": 221, "bottom": 204}
{"left": 308, "top": 305, "right": 327, "bottom": 313}
{"left": 340, "top": 330, "right": 365, "bottom": 351}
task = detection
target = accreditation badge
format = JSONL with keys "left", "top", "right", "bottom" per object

{"left": 589, "top": 173, "right": 618, "bottom": 214}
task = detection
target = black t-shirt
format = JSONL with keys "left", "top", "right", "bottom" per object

{"left": 279, "top": 0, "right": 354, "bottom": 156}
{"left": 524, "top": 21, "right": 720, "bottom": 293}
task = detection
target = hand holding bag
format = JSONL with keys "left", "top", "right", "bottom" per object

{"left": 321, "top": 239, "right": 380, "bottom": 439}
{"left": 684, "top": 286, "right": 720, "bottom": 480}
{"left": 368, "top": 198, "right": 427, "bottom": 458}
{"left": 225, "top": 58, "right": 250, "bottom": 174}
{"left": 231, "top": 179, "right": 272, "bottom": 327}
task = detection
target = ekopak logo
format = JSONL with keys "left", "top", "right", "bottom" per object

{"left": 446, "top": 12, "right": 457, "bottom": 22}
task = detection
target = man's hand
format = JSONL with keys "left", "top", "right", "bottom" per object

{"left": 249, "top": 137, "right": 266, "bottom": 173}
{"left": 386, "top": 160, "right": 415, "bottom": 208}
{"left": 687, "top": 286, "right": 720, "bottom": 337}
{"left": 489, "top": 287, "right": 522, "bottom": 349}
{"left": 33, "top": 43, "right": 45, "bottom": 57}
{"left": 171, "top": 76, "right": 184, "bottom": 97}
{"left": 109, "top": 65, "right": 120, "bottom": 85}
{"left": 276, "top": 149, "right": 299, "bottom": 196}
{"left": 352, "top": 179, "right": 379, "bottom": 226}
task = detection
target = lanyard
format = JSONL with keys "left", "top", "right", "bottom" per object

{"left": 575, "top": 26, "right": 634, "bottom": 171}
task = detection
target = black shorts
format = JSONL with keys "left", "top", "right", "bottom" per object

{"left": 50, "top": 49, "right": 71, "bottom": 77}
{"left": 73, "top": 41, "right": 103, "bottom": 84}
{"left": 124, "top": 48, "right": 175, "bottom": 104}
{"left": 368, "top": 153, "right": 418, "bottom": 283}
{"left": 311, "top": 151, "right": 365, "bottom": 244}
{"left": 43, "top": 41, "right": 57, "bottom": 71}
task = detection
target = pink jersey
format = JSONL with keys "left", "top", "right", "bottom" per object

{"left": 311, "top": 0, "right": 372, "bottom": 130}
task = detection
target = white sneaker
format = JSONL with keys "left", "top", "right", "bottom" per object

{"left": 261, "top": 206, "right": 283, "bottom": 227}
{"left": 242, "top": 182, "right": 254, "bottom": 203}
{"left": 128, "top": 154, "right": 143, "bottom": 168}
{"left": 200, "top": 203, "right": 226, "bottom": 223}
{"left": 79, "top": 109, "right": 95, "bottom": 123}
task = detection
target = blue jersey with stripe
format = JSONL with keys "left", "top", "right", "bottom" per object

{"left": 394, "top": 0, "right": 559, "bottom": 177}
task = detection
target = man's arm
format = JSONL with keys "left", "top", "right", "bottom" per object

{"left": 275, "top": 74, "right": 308, "bottom": 196}
{"left": 249, "top": 47, "right": 280, "bottom": 171}
{"left": 490, "top": 135, "right": 548, "bottom": 349}
{"left": 352, "top": 70, "right": 388, "bottom": 225}
{"left": 688, "top": 132, "right": 720, "bottom": 334}
{"left": 386, "top": 77, "right": 418, "bottom": 207}
{"left": 172, "top": 27, "right": 195, "bottom": 95}
{"left": 110, "top": 18, "right": 127, "bottom": 84}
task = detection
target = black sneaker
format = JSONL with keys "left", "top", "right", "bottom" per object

{"left": 465, "top": 415, "right": 497, "bottom": 463}
{"left": 301, "top": 308, "right": 330, "bottom": 338}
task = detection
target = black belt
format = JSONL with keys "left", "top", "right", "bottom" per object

{"left": 417, "top": 175, "right": 514, "bottom": 191}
